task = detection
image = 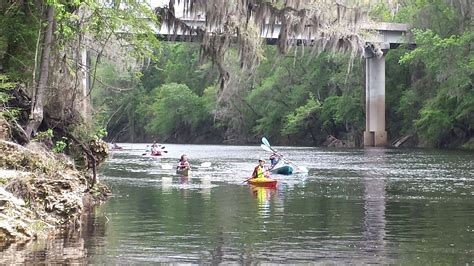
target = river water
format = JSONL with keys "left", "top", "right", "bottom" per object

{"left": 1, "top": 144, "right": 473, "bottom": 264}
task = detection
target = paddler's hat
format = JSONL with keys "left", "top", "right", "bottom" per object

{"left": 258, "top": 158, "right": 266, "bottom": 162}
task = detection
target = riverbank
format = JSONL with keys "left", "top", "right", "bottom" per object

{"left": 0, "top": 140, "right": 110, "bottom": 245}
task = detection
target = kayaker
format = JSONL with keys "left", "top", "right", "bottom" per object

{"left": 151, "top": 141, "right": 160, "bottom": 153}
{"left": 251, "top": 158, "right": 270, "bottom": 179}
{"left": 269, "top": 151, "right": 281, "bottom": 168}
{"left": 111, "top": 142, "right": 122, "bottom": 150}
{"left": 177, "top": 154, "right": 191, "bottom": 171}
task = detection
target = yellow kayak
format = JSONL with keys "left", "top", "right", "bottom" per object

{"left": 247, "top": 177, "right": 277, "bottom": 187}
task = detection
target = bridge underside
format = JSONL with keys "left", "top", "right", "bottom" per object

{"left": 157, "top": 34, "right": 406, "bottom": 50}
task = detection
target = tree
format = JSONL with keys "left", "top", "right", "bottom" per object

{"left": 145, "top": 83, "right": 210, "bottom": 138}
{"left": 26, "top": 4, "right": 54, "bottom": 137}
{"left": 157, "top": 0, "right": 393, "bottom": 94}
{"left": 1, "top": 0, "right": 162, "bottom": 139}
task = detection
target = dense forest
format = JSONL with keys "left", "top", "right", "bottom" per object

{"left": 1, "top": 0, "right": 472, "bottom": 149}
{"left": 95, "top": 0, "right": 473, "bottom": 148}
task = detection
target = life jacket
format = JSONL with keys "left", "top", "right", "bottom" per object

{"left": 178, "top": 160, "right": 190, "bottom": 169}
{"left": 252, "top": 165, "right": 267, "bottom": 178}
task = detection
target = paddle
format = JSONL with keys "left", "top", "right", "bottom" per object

{"left": 144, "top": 146, "right": 168, "bottom": 156}
{"left": 199, "top": 162, "right": 212, "bottom": 168}
{"left": 260, "top": 144, "right": 272, "bottom": 153}
{"left": 163, "top": 162, "right": 211, "bottom": 170}
{"left": 161, "top": 164, "right": 173, "bottom": 170}
{"left": 242, "top": 177, "right": 253, "bottom": 184}
{"left": 261, "top": 137, "right": 308, "bottom": 173}
{"left": 194, "top": 162, "right": 212, "bottom": 168}
{"left": 261, "top": 137, "right": 271, "bottom": 149}
{"left": 242, "top": 170, "right": 271, "bottom": 184}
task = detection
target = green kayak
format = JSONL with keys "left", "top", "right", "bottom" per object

{"left": 176, "top": 168, "right": 190, "bottom": 176}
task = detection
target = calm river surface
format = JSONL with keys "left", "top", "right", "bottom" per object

{"left": 1, "top": 144, "right": 473, "bottom": 264}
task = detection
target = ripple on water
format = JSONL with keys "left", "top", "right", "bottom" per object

{"left": 2, "top": 145, "right": 473, "bottom": 265}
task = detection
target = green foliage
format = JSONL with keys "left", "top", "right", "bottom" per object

{"left": 95, "top": 127, "right": 107, "bottom": 139}
{"left": 92, "top": 43, "right": 219, "bottom": 142}
{"left": 393, "top": 0, "right": 461, "bottom": 35}
{"left": 386, "top": 0, "right": 474, "bottom": 148}
{"left": 396, "top": 89, "right": 419, "bottom": 133}
{"left": 142, "top": 44, "right": 217, "bottom": 94}
{"left": 52, "top": 137, "right": 68, "bottom": 153}
{"left": 400, "top": 29, "right": 473, "bottom": 98}
{"left": 32, "top": 129, "right": 68, "bottom": 152}
{"left": 369, "top": 3, "right": 394, "bottom": 22}
{"left": 0, "top": 2, "right": 40, "bottom": 81}
{"left": 396, "top": 22, "right": 473, "bottom": 147}
{"left": 0, "top": 74, "right": 16, "bottom": 104}
{"left": 0, "top": 74, "right": 19, "bottom": 120}
{"left": 92, "top": 0, "right": 473, "bottom": 148}
{"left": 34, "top": 129, "right": 54, "bottom": 142}
{"left": 0, "top": 74, "right": 16, "bottom": 91}
{"left": 414, "top": 104, "right": 453, "bottom": 147}
{"left": 282, "top": 95, "right": 321, "bottom": 135}
{"left": 82, "top": 0, "right": 162, "bottom": 61}
{"left": 145, "top": 83, "right": 210, "bottom": 136}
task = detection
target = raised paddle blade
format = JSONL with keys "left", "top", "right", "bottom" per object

{"left": 261, "top": 137, "right": 271, "bottom": 148}
{"left": 161, "top": 164, "right": 173, "bottom": 170}
{"left": 297, "top": 166, "right": 309, "bottom": 173}
{"left": 200, "top": 162, "right": 212, "bottom": 168}
{"left": 260, "top": 144, "right": 273, "bottom": 152}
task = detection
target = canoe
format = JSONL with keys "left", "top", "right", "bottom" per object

{"left": 176, "top": 168, "right": 191, "bottom": 176}
{"left": 247, "top": 177, "right": 277, "bottom": 187}
{"left": 270, "top": 163, "right": 293, "bottom": 175}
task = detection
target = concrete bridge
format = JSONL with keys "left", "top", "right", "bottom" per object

{"left": 155, "top": 18, "right": 409, "bottom": 147}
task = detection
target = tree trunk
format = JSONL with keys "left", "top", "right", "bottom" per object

{"left": 26, "top": 4, "right": 54, "bottom": 138}
{"left": 128, "top": 106, "right": 135, "bottom": 142}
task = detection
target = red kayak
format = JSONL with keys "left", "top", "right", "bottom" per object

{"left": 151, "top": 151, "right": 162, "bottom": 156}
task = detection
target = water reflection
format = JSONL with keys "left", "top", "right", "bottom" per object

{"left": 1, "top": 145, "right": 473, "bottom": 264}
{"left": 362, "top": 148, "right": 388, "bottom": 260}
{"left": 161, "top": 176, "right": 173, "bottom": 193}
{"left": 0, "top": 210, "right": 107, "bottom": 264}
{"left": 179, "top": 176, "right": 189, "bottom": 184}
{"left": 200, "top": 176, "right": 212, "bottom": 200}
{"left": 250, "top": 186, "right": 277, "bottom": 219}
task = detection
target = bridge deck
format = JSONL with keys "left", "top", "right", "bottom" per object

{"left": 155, "top": 18, "right": 410, "bottom": 46}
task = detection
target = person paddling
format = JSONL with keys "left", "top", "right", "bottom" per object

{"left": 251, "top": 158, "right": 270, "bottom": 179}
{"left": 111, "top": 142, "right": 122, "bottom": 150}
{"left": 177, "top": 154, "right": 191, "bottom": 171}
{"left": 151, "top": 140, "right": 167, "bottom": 156}
{"left": 269, "top": 151, "right": 282, "bottom": 168}
{"left": 151, "top": 141, "right": 160, "bottom": 153}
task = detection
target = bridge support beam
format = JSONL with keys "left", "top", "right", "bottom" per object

{"left": 364, "top": 45, "right": 388, "bottom": 147}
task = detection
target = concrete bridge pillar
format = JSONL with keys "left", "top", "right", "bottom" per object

{"left": 364, "top": 44, "right": 388, "bottom": 147}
